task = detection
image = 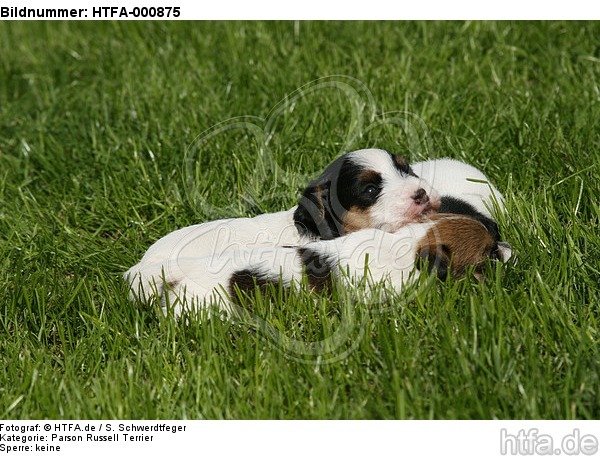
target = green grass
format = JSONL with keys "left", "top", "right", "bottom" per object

{"left": 1, "top": 21, "right": 599, "bottom": 419}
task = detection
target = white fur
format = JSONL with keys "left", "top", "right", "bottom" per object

{"left": 412, "top": 158, "right": 505, "bottom": 217}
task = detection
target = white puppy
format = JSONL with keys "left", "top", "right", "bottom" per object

{"left": 142, "top": 214, "right": 507, "bottom": 317}
{"left": 126, "top": 149, "right": 441, "bottom": 303}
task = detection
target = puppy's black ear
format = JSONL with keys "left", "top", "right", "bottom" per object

{"left": 391, "top": 154, "right": 418, "bottom": 177}
{"left": 294, "top": 183, "right": 340, "bottom": 240}
{"left": 416, "top": 245, "right": 450, "bottom": 281}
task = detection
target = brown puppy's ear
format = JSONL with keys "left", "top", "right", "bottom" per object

{"left": 415, "top": 244, "right": 451, "bottom": 281}
{"left": 293, "top": 182, "right": 340, "bottom": 240}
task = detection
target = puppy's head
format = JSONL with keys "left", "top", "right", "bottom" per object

{"left": 415, "top": 214, "right": 507, "bottom": 281}
{"left": 294, "top": 149, "right": 441, "bottom": 240}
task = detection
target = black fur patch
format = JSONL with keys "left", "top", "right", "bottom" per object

{"left": 228, "top": 268, "right": 279, "bottom": 308}
{"left": 337, "top": 163, "right": 383, "bottom": 210}
{"left": 439, "top": 196, "right": 501, "bottom": 241}
{"left": 297, "top": 247, "right": 335, "bottom": 292}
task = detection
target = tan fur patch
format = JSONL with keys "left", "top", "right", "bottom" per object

{"left": 416, "top": 215, "right": 496, "bottom": 279}
{"left": 359, "top": 169, "right": 380, "bottom": 183}
{"left": 342, "top": 206, "right": 373, "bottom": 234}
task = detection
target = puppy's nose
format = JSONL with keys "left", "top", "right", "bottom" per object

{"left": 412, "top": 188, "right": 430, "bottom": 205}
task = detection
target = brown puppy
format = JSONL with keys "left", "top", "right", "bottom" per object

{"left": 415, "top": 213, "right": 506, "bottom": 281}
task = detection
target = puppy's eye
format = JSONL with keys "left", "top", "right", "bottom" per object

{"left": 363, "top": 184, "right": 380, "bottom": 196}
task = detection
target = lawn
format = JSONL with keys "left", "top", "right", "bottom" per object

{"left": 0, "top": 21, "right": 598, "bottom": 419}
